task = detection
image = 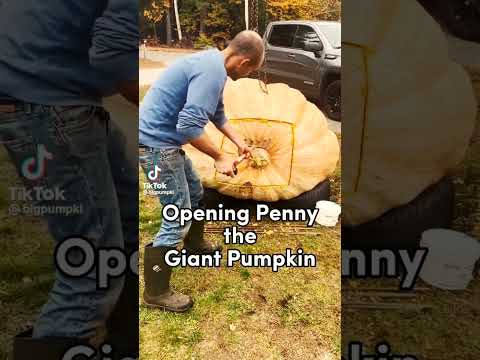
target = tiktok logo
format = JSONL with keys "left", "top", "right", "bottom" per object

{"left": 21, "top": 144, "right": 53, "bottom": 181}
{"left": 148, "top": 165, "right": 162, "bottom": 181}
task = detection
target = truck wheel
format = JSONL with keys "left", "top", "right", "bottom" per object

{"left": 342, "top": 177, "right": 455, "bottom": 251}
{"left": 322, "top": 80, "right": 341, "bottom": 121}
{"left": 202, "top": 179, "right": 331, "bottom": 210}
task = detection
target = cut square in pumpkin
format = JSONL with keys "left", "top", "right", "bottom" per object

{"left": 214, "top": 118, "right": 295, "bottom": 187}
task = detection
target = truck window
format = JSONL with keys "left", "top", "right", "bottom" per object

{"left": 268, "top": 24, "right": 298, "bottom": 48}
{"left": 293, "top": 25, "right": 322, "bottom": 50}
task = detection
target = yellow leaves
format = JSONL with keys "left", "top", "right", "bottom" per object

{"left": 142, "top": 0, "right": 340, "bottom": 38}
{"left": 268, "top": 0, "right": 340, "bottom": 21}
{"left": 144, "top": 0, "right": 171, "bottom": 23}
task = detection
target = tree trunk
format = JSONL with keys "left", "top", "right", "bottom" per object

{"left": 250, "top": 0, "right": 258, "bottom": 32}
{"left": 258, "top": 0, "right": 267, "bottom": 35}
{"left": 152, "top": 22, "right": 158, "bottom": 42}
{"left": 199, "top": 4, "right": 207, "bottom": 35}
{"left": 245, "top": 0, "right": 249, "bottom": 30}
{"left": 165, "top": 7, "right": 172, "bottom": 44}
{"left": 173, "top": 0, "right": 182, "bottom": 41}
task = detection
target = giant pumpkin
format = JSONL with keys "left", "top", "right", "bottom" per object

{"left": 448, "top": 35, "right": 480, "bottom": 237}
{"left": 448, "top": 35, "right": 480, "bottom": 101}
{"left": 342, "top": 0, "right": 477, "bottom": 226}
{"left": 183, "top": 78, "right": 340, "bottom": 202}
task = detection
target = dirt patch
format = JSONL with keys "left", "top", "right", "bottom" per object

{"left": 140, "top": 58, "right": 166, "bottom": 69}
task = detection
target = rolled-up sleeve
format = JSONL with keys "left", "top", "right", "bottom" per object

{"left": 89, "top": 0, "right": 138, "bottom": 82}
{"left": 177, "top": 66, "right": 226, "bottom": 141}
{"left": 211, "top": 95, "right": 228, "bottom": 129}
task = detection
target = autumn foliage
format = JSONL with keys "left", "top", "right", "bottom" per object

{"left": 141, "top": 0, "right": 340, "bottom": 47}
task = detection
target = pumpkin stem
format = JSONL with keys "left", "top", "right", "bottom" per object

{"left": 249, "top": 148, "right": 271, "bottom": 169}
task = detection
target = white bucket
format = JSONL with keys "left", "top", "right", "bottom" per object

{"left": 419, "top": 229, "right": 480, "bottom": 290}
{"left": 315, "top": 201, "right": 341, "bottom": 227}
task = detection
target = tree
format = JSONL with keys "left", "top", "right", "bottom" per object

{"left": 267, "top": 0, "right": 341, "bottom": 21}
{"left": 173, "top": 0, "right": 183, "bottom": 41}
{"left": 142, "top": 0, "right": 341, "bottom": 46}
{"left": 144, "top": 0, "right": 168, "bottom": 42}
{"left": 165, "top": 4, "right": 172, "bottom": 44}
{"left": 245, "top": 0, "right": 249, "bottom": 30}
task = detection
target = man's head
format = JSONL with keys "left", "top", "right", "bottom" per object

{"left": 223, "top": 30, "right": 265, "bottom": 80}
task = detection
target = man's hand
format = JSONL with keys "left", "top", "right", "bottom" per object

{"left": 189, "top": 133, "right": 237, "bottom": 176}
{"left": 218, "top": 123, "right": 252, "bottom": 158}
{"left": 215, "top": 154, "right": 236, "bottom": 177}
{"left": 237, "top": 141, "right": 253, "bottom": 159}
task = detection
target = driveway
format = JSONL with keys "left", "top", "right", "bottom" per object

{"left": 139, "top": 48, "right": 194, "bottom": 86}
{"left": 140, "top": 48, "right": 196, "bottom": 66}
{"left": 140, "top": 68, "right": 164, "bottom": 86}
{"left": 139, "top": 49, "right": 341, "bottom": 134}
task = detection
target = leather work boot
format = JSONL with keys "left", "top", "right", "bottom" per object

{"left": 105, "top": 245, "right": 139, "bottom": 358}
{"left": 183, "top": 216, "right": 222, "bottom": 255}
{"left": 143, "top": 243, "right": 193, "bottom": 312}
{"left": 12, "top": 328, "right": 96, "bottom": 359}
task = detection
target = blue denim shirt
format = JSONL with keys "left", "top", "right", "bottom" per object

{"left": 0, "top": 0, "right": 138, "bottom": 105}
{"left": 139, "top": 49, "right": 228, "bottom": 148}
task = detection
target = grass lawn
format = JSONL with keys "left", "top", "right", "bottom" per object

{"left": 140, "top": 85, "right": 150, "bottom": 101}
{"left": 139, "top": 148, "right": 342, "bottom": 359}
{"left": 342, "top": 113, "right": 480, "bottom": 359}
{"left": 0, "top": 148, "right": 54, "bottom": 359}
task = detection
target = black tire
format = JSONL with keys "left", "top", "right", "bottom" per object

{"left": 342, "top": 177, "right": 455, "bottom": 251}
{"left": 417, "top": 0, "right": 480, "bottom": 43}
{"left": 322, "top": 79, "right": 341, "bottom": 121}
{"left": 202, "top": 179, "right": 331, "bottom": 211}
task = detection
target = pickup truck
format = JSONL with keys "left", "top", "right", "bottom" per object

{"left": 256, "top": 20, "right": 341, "bottom": 121}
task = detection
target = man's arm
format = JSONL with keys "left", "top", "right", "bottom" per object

{"left": 217, "top": 122, "right": 251, "bottom": 157}
{"left": 190, "top": 133, "right": 236, "bottom": 177}
{"left": 176, "top": 63, "right": 237, "bottom": 176}
{"left": 89, "top": 0, "right": 139, "bottom": 105}
{"left": 211, "top": 97, "right": 251, "bottom": 157}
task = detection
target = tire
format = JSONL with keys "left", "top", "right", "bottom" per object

{"left": 322, "top": 79, "right": 341, "bottom": 121}
{"left": 417, "top": 0, "right": 480, "bottom": 43}
{"left": 202, "top": 179, "right": 331, "bottom": 211}
{"left": 342, "top": 177, "right": 455, "bottom": 251}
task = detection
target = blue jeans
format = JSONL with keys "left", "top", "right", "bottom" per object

{"left": 0, "top": 103, "right": 138, "bottom": 340}
{"left": 139, "top": 147, "right": 203, "bottom": 248}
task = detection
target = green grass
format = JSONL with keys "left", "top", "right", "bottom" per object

{"left": 0, "top": 148, "right": 54, "bottom": 359}
{"left": 342, "top": 112, "right": 480, "bottom": 359}
{"left": 140, "top": 85, "right": 150, "bottom": 102}
{"left": 139, "top": 146, "right": 341, "bottom": 360}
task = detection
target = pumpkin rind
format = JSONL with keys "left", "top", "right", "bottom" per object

{"left": 184, "top": 78, "right": 340, "bottom": 202}
{"left": 343, "top": 0, "right": 478, "bottom": 225}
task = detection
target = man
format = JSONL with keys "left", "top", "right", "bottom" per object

{"left": 0, "top": 1, "right": 138, "bottom": 358}
{"left": 139, "top": 30, "right": 265, "bottom": 312}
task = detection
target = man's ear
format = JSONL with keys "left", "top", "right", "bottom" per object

{"left": 240, "top": 58, "right": 251, "bottom": 67}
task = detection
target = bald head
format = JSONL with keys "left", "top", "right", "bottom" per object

{"left": 228, "top": 30, "right": 265, "bottom": 67}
